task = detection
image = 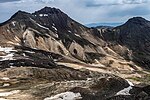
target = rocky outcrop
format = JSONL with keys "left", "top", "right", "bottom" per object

{"left": 0, "top": 67, "right": 129, "bottom": 100}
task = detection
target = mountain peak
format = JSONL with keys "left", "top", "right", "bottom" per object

{"left": 126, "top": 17, "right": 149, "bottom": 25}
{"left": 34, "top": 7, "right": 62, "bottom": 15}
{"left": 10, "top": 10, "right": 30, "bottom": 20}
{"left": 13, "top": 10, "right": 29, "bottom": 16}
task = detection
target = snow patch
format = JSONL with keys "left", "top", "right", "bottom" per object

{"left": 39, "top": 14, "right": 48, "bottom": 17}
{"left": 68, "top": 30, "right": 71, "bottom": 33}
{"left": 0, "top": 47, "right": 16, "bottom": 61}
{"left": 44, "top": 92, "right": 82, "bottom": 100}
{"left": 0, "top": 90, "right": 20, "bottom": 97}
{"left": 3, "top": 83, "right": 10, "bottom": 87}
{"left": 116, "top": 86, "right": 132, "bottom": 95}
{"left": 10, "top": 66, "right": 14, "bottom": 68}
{"left": 0, "top": 77, "right": 10, "bottom": 81}
{"left": 87, "top": 78, "right": 92, "bottom": 81}
{"left": 25, "top": 51, "right": 35, "bottom": 54}
{"left": 75, "top": 34, "right": 81, "bottom": 38}
{"left": 12, "top": 21, "right": 16, "bottom": 26}
{"left": 0, "top": 53, "right": 14, "bottom": 61}
{"left": 6, "top": 29, "right": 10, "bottom": 32}
{"left": 55, "top": 34, "right": 59, "bottom": 38}
{"left": 52, "top": 26, "right": 57, "bottom": 31}
{"left": 116, "top": 80, "right": 134, "bottom": 96}
{"left": 44, "top": 14, "right": 48, "bottom": 16}
{"left": 36, "top": 23, "right": 49, "bottom": 30}
{"left": 23, "top": 53, "right": 26, "bottom": 56}
{"left": 127, "top": 80, "right": 134, "bottom": 86}
{"left": 30, "top": 18, "right": 49, "bottom": 30}
{"left": 0, "top": 47, "right": 16, "bottom": 53}
{"left": 39, "top": 14, "right": 43, "bottom": 17}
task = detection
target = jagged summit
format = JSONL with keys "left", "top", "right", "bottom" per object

{"left": 1, "top": 7, "right": 65, "bottom": 25}
{"left": 34, "top": 7, "right": 62, "bottom": 15}
{"left": 14, "top": 10, "right": 29, "bottom": 15}
{"left": 10, "top": 7, "right": 63, "bottom": 20}
{"left": 11, "top": 10, "right": 31, "bottom": 19}
{"left": 0, "top": 10, "right": 30, "bottom": 26}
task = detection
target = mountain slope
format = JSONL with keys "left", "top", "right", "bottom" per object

{"left": 0, "top": 7, "right": 148, "bottom": 79}
{"left": 114, "top": 17, "right": 150, "bottom": 68}
{"left": 0, "top": 7, "right": 107, "bottom": 63}
{"left": 115, "top": 17, "right": 150, "bottom": 48}
{"left": 97, "top": 17, "right": 150, "bottom": 69}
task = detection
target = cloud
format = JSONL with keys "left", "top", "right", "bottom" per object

{"left": 19, "top": 0, "right": 55, "bottom": 3}
{"left": 0, "top": 0, "right": 150, "bottom": 24}
{"left": 0, "top": 0, "right": 20, "bottom": 3}
{"left": 109, "top": 5, "right": 150, "bottom": 17}
{"left": 123, "top": 0, "right": 147, "bottom": 4}
{"left": 86, "top": 0, "right": 148, "bottom": 7}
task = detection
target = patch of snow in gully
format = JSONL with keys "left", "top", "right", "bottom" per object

{"left": 44, "top": 92, "right": 82, "bottom": 100}
{"left": 116, "top": 80, "right": 134, "bottom": 95}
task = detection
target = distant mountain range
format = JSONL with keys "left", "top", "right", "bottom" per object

{"left": 85, "top": 22, "right": 123, "bottom": 27}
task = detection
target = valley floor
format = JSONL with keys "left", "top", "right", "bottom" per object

{"left": 0, "top": 63, "right": 149, "bottom": 100}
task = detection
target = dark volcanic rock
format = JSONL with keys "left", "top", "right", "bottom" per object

{"left": 115, "top": 17, "right": 150, "bottom": 47}
{"left": 115, "top": 17, "right": 150, "bottom": 68}
{"left": 100, "top": 17, "right": 150, "bottom": 68}
{"left": 0, "top": 46, "right": 57, "bottom": 69}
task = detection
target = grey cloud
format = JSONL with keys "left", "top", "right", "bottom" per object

{"left": 0, "top": 0, "right": 20, "bottom": 3}
{"left": 108, "top": 6, "right": 150, "bottom": 17}
{"left": 85, "top": 0, "right": 148, "bottom": 7}
{"left": 0, "top": 0, "right": 150, "bottom": 24}
{"left": 86, "top": 3, "right": 122, "bottom": 7}
{"left": 123, "top": 0, "right": 147, "bottom": 4}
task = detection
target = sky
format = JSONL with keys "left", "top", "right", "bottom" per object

{"left": 0, "top": 0, "right": 150, "bottom": 24}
